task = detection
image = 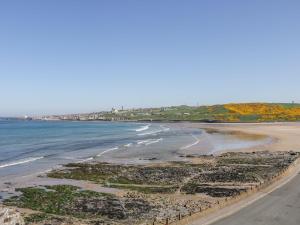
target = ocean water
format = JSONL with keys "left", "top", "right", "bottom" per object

{"left": 0, "top": 120, "right": 270, "bottom": 183}
{"left": 0, "top": 120, "right": 198, "bottom": 178}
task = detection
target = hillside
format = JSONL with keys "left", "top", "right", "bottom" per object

{"left": 124, "top": 103, "right": 300, "bottom": 122}
{"left": 222, "top": 103, "right": 300, "bottom": 122}
{"left": 42, "top": 103, "right": 300, "bottom": 123}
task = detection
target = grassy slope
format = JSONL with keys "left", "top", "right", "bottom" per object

{"left": 114, "top": 103, "right": 300, "bottom": 122}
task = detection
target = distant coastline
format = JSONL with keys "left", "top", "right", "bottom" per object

{"left": 29, "top": 102, "right": 300, "bottom": 123}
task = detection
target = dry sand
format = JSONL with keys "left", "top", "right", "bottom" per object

{"left": 181, "top": 122, "right": 300, "bottom": 153}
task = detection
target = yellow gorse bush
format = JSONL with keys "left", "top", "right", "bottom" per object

{"left": 223, "top": 103, "right": 300, "bottom": 122}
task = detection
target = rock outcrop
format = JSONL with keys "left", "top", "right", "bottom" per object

{"left": 0, "top": 206, "right": 24, "bottom": 225}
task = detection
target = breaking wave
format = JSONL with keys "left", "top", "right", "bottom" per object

{"left": 97, "top": 147, "right": 119, "bottom": 157}
{"left": 145, "top": 138, "right": 163, "bottom": 146}
{"left": 124, "top": 143, "right": 133, "bottom": 147}
{"left": 138, "top": 130, "right": 161, "bottom": 136}
{"left": 137, "top": 138, "right": 163, "bottom": 146}
{"left": 138, "top": 125, "right": 170, "bottom": 136}
{"left": 135, "top": 124, "right": 150, "bottom": 132}
{"left": 77, "top": 157, "right": 94, "bottom": 163}
{"left": 0, "top": 156, "right": 44, "bottom": 169}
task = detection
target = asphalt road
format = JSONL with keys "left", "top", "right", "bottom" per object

{"left": 211, "top": 173, "right": 300, "bottom": 225}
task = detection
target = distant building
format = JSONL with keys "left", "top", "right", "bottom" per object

{"left": 111, "top": 108, "right": 119, "bottom": 114}
{"left": 24, "top": 115, "right": 32, "bottom": 120}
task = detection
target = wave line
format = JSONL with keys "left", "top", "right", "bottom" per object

{"left": 97, "top": 147, "right": 119, "bottom": 157}
{"left": 180, "top": 135, "right": 200, "bottom": 150}
{"left": 135, "top": 124, "right": 150, "bottom": 132}
{"left": 0, "top": 157, "right": 44, "bottom": 169}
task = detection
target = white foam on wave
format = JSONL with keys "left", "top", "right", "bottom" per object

{"left": 137, "top": 140, "right": 151, "bottom": 145}
{"left": 0, "top": 156, "right": 44, "bottom": 169}
{"left": 137, "top": 138, "right": 163, "bottom": 146}
{"left": 160, "top": 125, "right": 170, "bottom": 132}
{"left": 124, "top": 143, "right": 133, "bottom": 147}
{"left": 77, "top": 157, "right": 94, "bottom": 163}
{"left": 138, "top": 130, "right": 161, "bottom": 136}
{"left": 97, "top": 147, "right": 119, "bottom": 157}
{"left": 135, "top": 124, "right": 150, "bottom": 132}
{"left": 138, "top": 125, "right": 170, "bottom": 136}
{"left": 180, "top": 135, "right": 200, "bottom": 150}
{"left": 145, "top": 138, "right": 163, "bottom": 146}
{"left": 62, "top": 156, "right": 76, "bottom": 160}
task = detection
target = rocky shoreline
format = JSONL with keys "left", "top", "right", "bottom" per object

{"left": 1, "top": 151, "right": 299, "bottom": 225}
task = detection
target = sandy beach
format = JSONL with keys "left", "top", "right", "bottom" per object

{"left": 179, "top": 122, "right": 300, "bottom": 153}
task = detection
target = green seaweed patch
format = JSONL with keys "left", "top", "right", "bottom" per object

{"left": 48, "top": 163, "right": 199, "bottom": 186}
{"left": 4, "top": 185, "right": 113, "bottom": 219}
{"left": 47, "top": 169, "right": 110, "bottom": 184}
{"left": 181, "top": 183, "right": 246, "bottom": 197}
{"left": 24, "top": 213, "right": 52, "bottom": 223}
{"left": 4, "top": 184, "right": 156, "bottom": 223}
{"left": 107, "top": 183, "right": 179, "bottom": 194}
{"left": 47, "top": 163, "right": 135, "bottom": 184}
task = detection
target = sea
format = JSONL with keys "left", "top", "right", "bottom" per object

{"left": 0, "top": 120, "right": 270, "bottom": 184}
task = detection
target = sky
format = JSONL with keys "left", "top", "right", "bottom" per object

{"left": 1, "top": 0, "right": 300, "bottom": 116}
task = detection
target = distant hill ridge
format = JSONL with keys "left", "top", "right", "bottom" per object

{"left": 41, "top": 103, "right": 300, "bottom": 122}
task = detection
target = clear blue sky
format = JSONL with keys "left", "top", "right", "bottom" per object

{"left": 1, "top": 0, "right": 300, "bottom": 116}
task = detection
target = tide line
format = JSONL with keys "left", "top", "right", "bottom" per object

{"left": 180, "top": 135, "right": 200, "bottom": 150}
{"left": 97, "top": 147, "right": 119, "bottom": 157}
